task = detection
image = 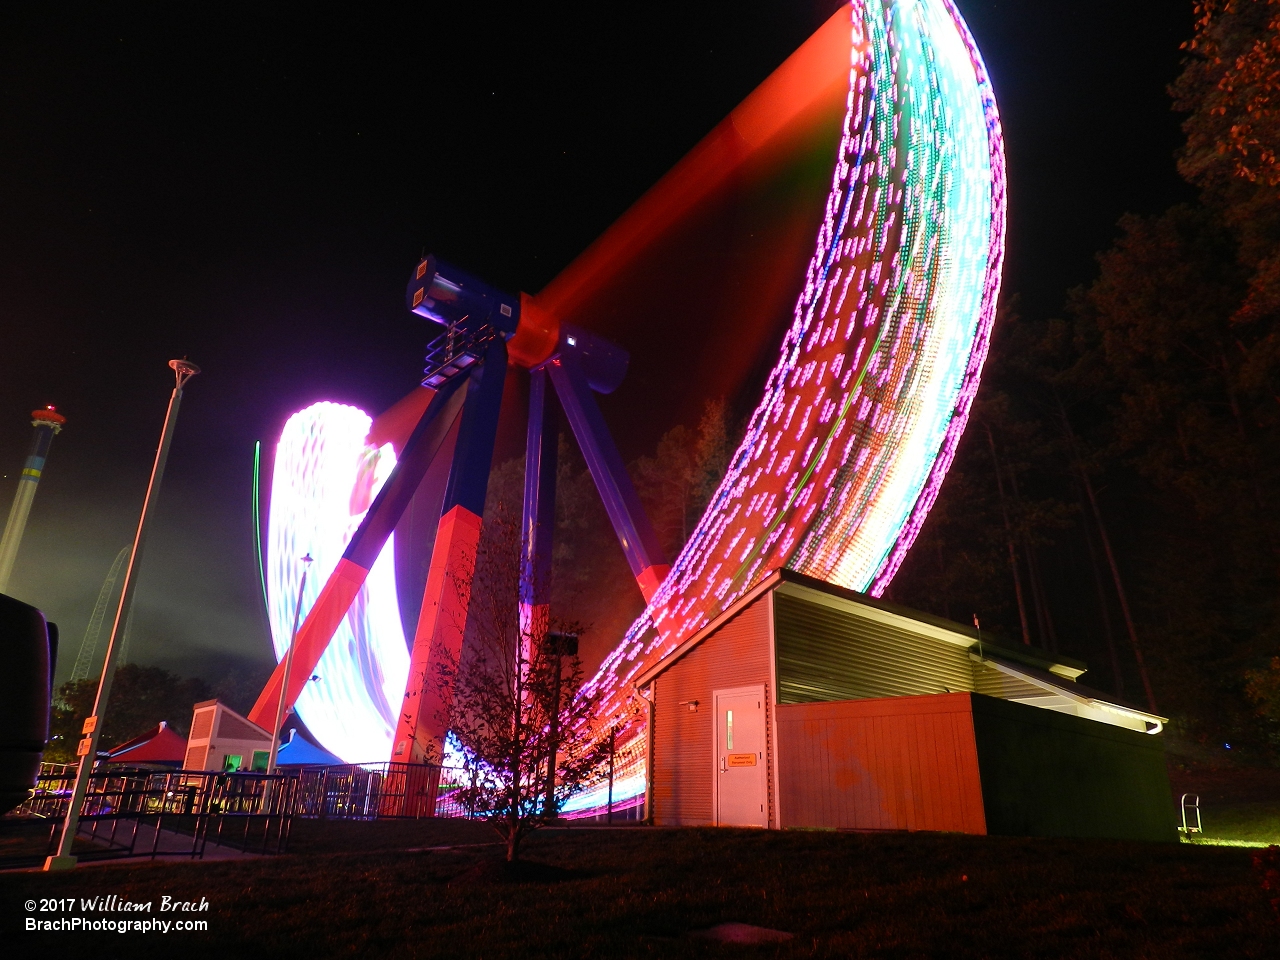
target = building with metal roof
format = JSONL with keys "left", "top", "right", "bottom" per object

{"left": 637, "top": 569, "right": 1176, "bottom": 842}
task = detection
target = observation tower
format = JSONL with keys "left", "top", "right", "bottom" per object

{"left": 0, "top": 407, "right": 67, "bottom": 594}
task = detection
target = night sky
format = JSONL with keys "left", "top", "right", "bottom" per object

{"left": 0, "top": 1, "right": 1193, "bottom": 684}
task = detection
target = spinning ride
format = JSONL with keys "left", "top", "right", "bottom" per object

{"left": 254, "top": 0, "right": 1006, "bottom": 797}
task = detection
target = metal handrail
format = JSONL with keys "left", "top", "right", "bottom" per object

{"left": 13, "top": 762, "right": 470, "bottom": 822}
{"left": 1180, "top": 793, "right": 1202, "bottom": 834}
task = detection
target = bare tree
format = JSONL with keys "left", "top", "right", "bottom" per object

{"left": 434, "top": 505, "right": 609, "bottom": 862}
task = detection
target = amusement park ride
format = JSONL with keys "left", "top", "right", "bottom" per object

{"left": 248, "top": 0, "right": 1007, "bottom": 810}
{"left": 248, "top": 259, "right": 669, "bottom": 765}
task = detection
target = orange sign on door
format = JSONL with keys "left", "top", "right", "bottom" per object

{"left": 727, "top": 753, "right": 757, "bottom": 768}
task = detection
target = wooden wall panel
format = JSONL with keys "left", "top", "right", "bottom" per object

{"left": 777, "top": 693, "right": 987, "bottom": 834}
{"left": 652, "top": 595, "right": 773, "bottom": 827}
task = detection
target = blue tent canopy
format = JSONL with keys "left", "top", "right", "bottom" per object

{"left": 275, "top": 728, "right": 343, "bottom": 767}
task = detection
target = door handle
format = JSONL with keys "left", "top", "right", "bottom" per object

{"left": 720, "top": 757, "right": 726, "bottom": 773}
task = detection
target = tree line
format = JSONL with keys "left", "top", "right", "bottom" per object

{"left": 894, "top": 0, "right": 1280, "bottom": 758}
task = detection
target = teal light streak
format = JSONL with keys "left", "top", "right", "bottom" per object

{"left": 252, "top": 440, "right": 270, "bottom": 617}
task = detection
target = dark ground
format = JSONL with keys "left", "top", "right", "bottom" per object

{"left": 2, "top": 818, "right": 1276, "bottom": 959}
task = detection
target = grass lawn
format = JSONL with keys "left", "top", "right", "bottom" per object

{"left": 2, "top": 821, "right": 1276, "bottom": 958}
{"left": 1167, "top": 756, "right": 1280, "bottom": 846}
{"left": 1184, "top": 802, "right": 1280, "bottom": 846}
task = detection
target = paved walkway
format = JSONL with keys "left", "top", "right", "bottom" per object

{"left": 1, "top": 821, "right": 264, "bottom": 872}
{"left": 79, "top": 819, "right": 263, "bottom": 864}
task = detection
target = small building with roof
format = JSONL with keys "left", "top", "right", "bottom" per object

{"left": 636, "top": 569, "right": 1176, "bottom": 842}
{"left": 183, "top": 700, "right": 274, "bottom": 772}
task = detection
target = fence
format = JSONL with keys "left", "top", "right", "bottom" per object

{"left": 7, "top": 759, "right": 617, "bottom": 866}
{"left": 289, "top": 762, "right": 472, "bottom": 819}
{"left": 10, "top": 767, "right": 303, "bottom": 863}
{"left": 18, "top": 761, "right": 469, "bottom": 816}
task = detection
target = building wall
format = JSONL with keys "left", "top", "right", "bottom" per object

{"left": 183, "top": 704, "right": 216, "bottom": 770}
{"left": 775, "top": 692, "right": 1174, "bottom": 841}
{"left": 776, "top": 693, "right": 987, "bottom": 833}
{"left": 774, "top": 592, "right": 974, "bottom": 703}
{"left": 183, "top": 701, "right": 272, "bottom": 772}
{"left": 651, "top": 595, "right": 774, "bottom": 827}
{"left": 971, "top": 695, "right": 1177, "bottom": 842}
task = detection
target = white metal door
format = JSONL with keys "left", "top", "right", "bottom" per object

{"left": 714, "top": 685, "right": 766, "bottom": 827}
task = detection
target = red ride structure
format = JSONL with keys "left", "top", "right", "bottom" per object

{"left": 250, "top": 0, "right": 1008, "bottom": 810}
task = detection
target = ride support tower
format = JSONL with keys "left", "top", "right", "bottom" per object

{"left": 0, "top": 407, "right": 66, "bottom": 594}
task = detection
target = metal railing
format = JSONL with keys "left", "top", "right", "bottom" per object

{"left": 13, "top": 758, "right": 468, "bottom": 822}
{"left": 9, "top": 767, "right": 302, "bottom": 863}
{"left": 290, "top": 762, "right": 472, "bottom": 819}
{"left": 5, "top": 759, "right": 621, "bottom": 866}
{"left": 1180, "top": 793, "right": 1202, "bottom": 834}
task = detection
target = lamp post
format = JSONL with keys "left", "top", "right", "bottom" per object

{"left": 266, "top": 554, "right": 312, "bottom": 775}
{"left": 540, "top": 631, "right": 576, "bottom": 817}
{"left": 45, "top": 359, "right": 198, "bottom": 871}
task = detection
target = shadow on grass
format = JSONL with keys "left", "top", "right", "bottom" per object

{"left": 284, "top": 816, "right": 497, "bottom": 854}
{"left": 447, "top": 856, "right": 588, "bottom": 886}
{"left": 3, "top": 824, "right": 1277, "bottom": 958}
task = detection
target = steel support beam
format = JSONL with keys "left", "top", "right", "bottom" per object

{"left": 394, "top": 337, "right": 508, "bottom": 765}
{"left": 247, "top": 377, "right": 467, "bottom": 730}
{"left": 520, "top": 366, "right": 559, "bottom": 640}
{"left": 548, "top": 355, "right": 669, "bottom": 601}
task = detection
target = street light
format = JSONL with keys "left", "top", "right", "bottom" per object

{"left": 45, "top": 359, "right": 198, "bottom": 871}
{"left": 540, "top": 631, "right": 577, "bottom": 818}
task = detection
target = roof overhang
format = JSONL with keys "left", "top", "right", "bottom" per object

{"left": 636, "top": 567, "right": 1089, "bottom": 689}
{"left": 632, "top": 568, "right": 1162, "bottom": 734}
{"left": 975, "top": 653, "right": 1166, "bottom": 734}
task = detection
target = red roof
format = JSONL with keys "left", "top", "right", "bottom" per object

{"left": 106, "top": 721, "right": 188, "bottom": 764}
{"left": 31, "top": 407, "right": 66, "bottom": 426}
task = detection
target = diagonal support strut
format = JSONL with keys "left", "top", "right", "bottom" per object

{"left": 248, "top": 376, "right": 468, "bottom": 731}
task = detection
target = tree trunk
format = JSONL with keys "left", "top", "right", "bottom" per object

{"left": 985, "top": 423, "right": 1031, "bottom": 645}
{"left": 1081, "top": 505, "right": 1125, "bottom": 698}
{"left": 1056, "top": 397, "right": 1158, "bottom": 713}
{"left": 506, "top": 811, "right": 520, "bottom": 862}
{"left": 1008, "top": 465, "right": 1058, "bottom": 652}
{"left": 1025, "top": 545, "right": 1058, "bottom": 652}
{"left": 935, "top": 539, "right": 951, "bottom": 620}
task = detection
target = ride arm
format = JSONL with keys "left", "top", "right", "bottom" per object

{"left": 547, "top": 354, "right": 669, "bottom": 601}
{"left": 247, "top": 377, "right": 468, "bottom": 730}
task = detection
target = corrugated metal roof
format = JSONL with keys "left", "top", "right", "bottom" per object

{"left": 774, "top": 571, "right": 1085, "bottom": 679}
{"left": 775, "top": 591, "right": 974, "bottom": 703}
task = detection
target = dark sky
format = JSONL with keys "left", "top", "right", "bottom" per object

{"left": 0, "top": 1, "right": 1193, "bottom": 684}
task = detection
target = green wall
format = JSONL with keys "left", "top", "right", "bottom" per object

{"left": 971, "top": 695, "right": 1178, "bottom": 843}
